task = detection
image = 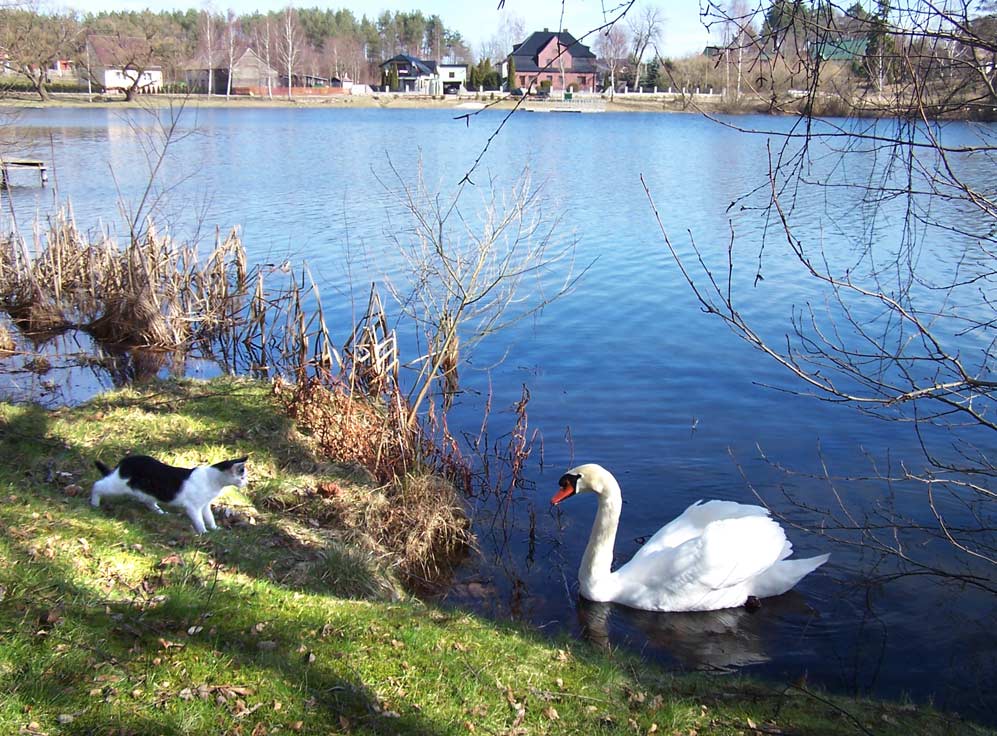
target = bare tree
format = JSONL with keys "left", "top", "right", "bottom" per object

{"left": 0, "top": 6, "right": 79, "bottom": 101}
{"left": 278, "top": 6, "right": 303, "bottom": 101}
{"left": 199, "top": 7, "right": 218, "bottom": 95}
{"left": 594, "top": 24, "right": 630, "bottom": 98}
{"left": 627, "top": 5, "right": 663, "bottom": 92}
{"left": 251, "top": 18, "right": 274, "bottom": 99}
{"left": 479, "top": 12, "right": 525, "bottom": 66}
{"left": 224, "top": 9, "right": 237, "bottom": 99}
{"left": 721, "top": 0, "right": 756, "bottom": 99}
{"left": 380, "top": 163, "right": 579, "bottom": 428}
{"left": 650, "top": 1, "right": 997, "bottom": 588}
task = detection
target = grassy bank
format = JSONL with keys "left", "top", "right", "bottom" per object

{"left": 0, "top": 377, "right": 989, "bottom": 735}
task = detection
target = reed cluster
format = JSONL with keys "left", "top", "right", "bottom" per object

{"left": 0, "top": 210, "right": 247, "bottom": 347}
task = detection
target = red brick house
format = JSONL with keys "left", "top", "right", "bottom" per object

{"left": 505, "top": 29, "right": 598, "bottom": 93}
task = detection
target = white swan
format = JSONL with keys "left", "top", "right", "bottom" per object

{"left": 552, "top": 464, "right": 829, "bottom": 612}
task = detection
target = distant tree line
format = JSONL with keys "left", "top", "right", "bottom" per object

{"left": 596, "top": 0, "right": 997, "bottom": 110}
{"left": 0, "top": 5, "right": 474, "bottom": 100}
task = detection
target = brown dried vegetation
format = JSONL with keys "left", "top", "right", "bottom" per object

{"left": 0, "top": 211, "right": 247, "bottom": 347}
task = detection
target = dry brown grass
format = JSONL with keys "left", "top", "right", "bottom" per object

{"left": 0, "top": 322, "right": 13, "bottom": 354}
{"left": 269, "top": 375, "right": 473, "bottom": 584}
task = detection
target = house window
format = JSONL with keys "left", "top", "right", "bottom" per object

{"left": 519, "top": 75, "right": 526, "bottom": 86}
{"left": 579, "top": 76, "right": 586, "bottom": 86}
{"left": 546, "top": 75, "right": 552, "bottom": 82}
{"left": 449, "top": 71, "right": 455, "bottom": 78}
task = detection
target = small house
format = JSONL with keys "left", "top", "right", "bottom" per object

{"left": 437, "top": 63, "right": 467, "bottom": 94}
{"left": 380, "top": 54, "right": 438, "bottom": 93}
{"left": 185, "top": 47, "right": 278, "bottom": 94}
{"left": 504, "top": 29, "right": 598, "bottom": 92}
{"left": 82, "top": 35, "right": 163, "bottom": 94}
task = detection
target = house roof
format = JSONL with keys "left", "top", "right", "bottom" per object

{"left": 86, "top": 34, "right": 160, "bottom": 69}
{"left": 809, "top": 37, "right": 866, "bottom": 61}
{"left": 381, "top": 54, "right": 437, "bottom": 77}
{"left": 184, "top": 46, "right": 271, "bottom": 73}
{"left": 509, "top": 30, "right": 597, "bottom": 74}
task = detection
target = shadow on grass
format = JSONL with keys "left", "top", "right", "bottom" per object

{"left": 0, "top": 526, "right": 445, "bottom": 735}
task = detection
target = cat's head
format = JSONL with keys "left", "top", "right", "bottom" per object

{"left": 213, "top": 456, "right": 249, "bottom": 488}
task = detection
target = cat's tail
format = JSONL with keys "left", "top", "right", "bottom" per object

{"left": 94, "top": 460, "right": 113, "bottom": 477}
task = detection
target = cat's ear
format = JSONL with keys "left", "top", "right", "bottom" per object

{"left": 215, "top": 456, "right": 249, "bottom": 471}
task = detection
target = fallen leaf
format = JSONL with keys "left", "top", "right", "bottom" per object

{"left": 290, "top": 722, "right": 303, "bottom": 732}
{"left": 544, "top": 706, "right": 559, "bottom": 720}
{"left": 158, "top": 554, "right": 184, "bottom": 568}
{"left": 747, "top": 717, "right": 757, "bottom": 729}
{"left": 187, "top": 626, "right": 204, "bottom": 636}
{"left": 273, "top": 700, "right": 282, "bottom": 711}
{"left": 56, "top": 715, "right": 74, "bottom": 725}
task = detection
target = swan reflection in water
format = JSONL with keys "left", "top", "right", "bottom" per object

{"left": 577, "top": 593, "right": 816, "bottom": 673}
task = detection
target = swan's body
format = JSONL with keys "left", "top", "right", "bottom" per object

{"left": 553, "top": 464, "right": 829, "bottom": 612}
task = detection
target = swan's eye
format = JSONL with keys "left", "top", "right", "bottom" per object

{"left": 552, "top": 472, "right": 582, "bottom": 505}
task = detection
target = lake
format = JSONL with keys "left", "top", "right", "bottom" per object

{"left": 2, "top": 104, "right": 994, "bottom": 723}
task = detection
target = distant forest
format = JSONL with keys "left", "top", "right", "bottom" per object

{"left": 0, "top": 7, "right": 483, "bottom": 89}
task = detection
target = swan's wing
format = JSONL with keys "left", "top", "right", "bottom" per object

{"left": 674, "top": 516, "right": 789, "bottom": 589}
{"left": 614, "top": 515, "right": 790, "bottom": 610}
{"left": 632, "top": 500, "right": 770, "bottom": 560}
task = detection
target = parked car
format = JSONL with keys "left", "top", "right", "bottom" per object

{"left": 533, "top": 88, "right": 550, "bottom": 99}
{"left": 509, "top": 87, "right": 525, "bottom": 97}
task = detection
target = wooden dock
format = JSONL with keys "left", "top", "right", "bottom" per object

{"left": 0, "top": 158, "right": 48, "bottom": 188}
{"left": 522, "top": 97, "right": 606, "bottom": 113}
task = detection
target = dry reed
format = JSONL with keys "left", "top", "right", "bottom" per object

{"left": 0, "top": 210, "right": 248, "bottom": 347}
{"left": 0, "top": 321, "right": 15, "bottom": 354}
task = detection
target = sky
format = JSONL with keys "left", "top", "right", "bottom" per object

{"left": 59, "top": 0, "right": 713, "bottom": 59}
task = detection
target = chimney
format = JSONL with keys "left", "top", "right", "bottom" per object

{"left": 543, "top": 27, "right": 549, "bottom": 32}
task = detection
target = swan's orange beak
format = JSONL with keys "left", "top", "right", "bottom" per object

{"left": 551, "top": 480, "right": 575, "bottom": 505}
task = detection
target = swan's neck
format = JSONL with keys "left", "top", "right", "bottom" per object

{"left": 579, "top": 483, "right": 622, "bottom": 593}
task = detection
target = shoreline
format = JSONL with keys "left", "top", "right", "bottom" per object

{"left": 4, "top": 90, "right": 991, "bottom": 120}
{"left": 0, "top": 90, "right": 825, "bottom": 116}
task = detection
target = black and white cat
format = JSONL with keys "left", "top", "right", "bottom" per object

{"left": 91, "top": 455, "right": 248, "bottom": 534}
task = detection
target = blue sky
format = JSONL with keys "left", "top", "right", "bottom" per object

{"left": 61, "top": 0, "right": 712, "bottom": 58}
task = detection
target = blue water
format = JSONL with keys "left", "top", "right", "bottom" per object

{"left": 2, "top": 105, "right": 994, "bottom": 722}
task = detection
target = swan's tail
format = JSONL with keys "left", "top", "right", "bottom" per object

{"left": 750, "top": 553, "right": 830, "bottom": 599}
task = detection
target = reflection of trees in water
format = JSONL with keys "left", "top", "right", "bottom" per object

{"left": 96, "top": 344, "right": 175, "bottom": 387}
{"left": 0, "top": 323, "right": 192, "bottom": 405}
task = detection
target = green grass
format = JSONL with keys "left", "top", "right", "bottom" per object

{"left": 0, "top": 376, "right": 990, "bottom": 735}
